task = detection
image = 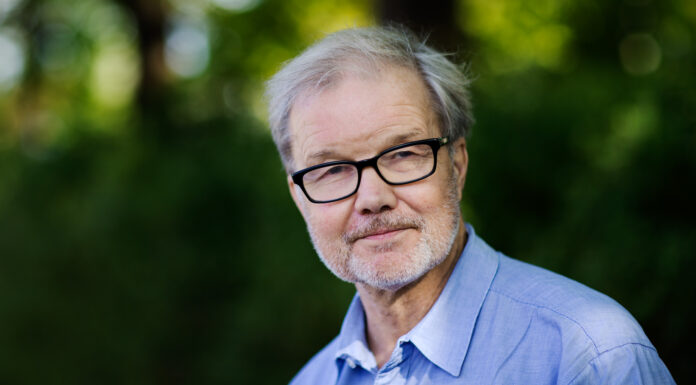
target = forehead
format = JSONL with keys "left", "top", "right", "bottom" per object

{"left": 288, "top": 66, "right": 438, "bottom": 168}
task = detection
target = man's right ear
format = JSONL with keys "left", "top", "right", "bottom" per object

{"left": 288, "top": 175, "right": 307, "bottom": 217}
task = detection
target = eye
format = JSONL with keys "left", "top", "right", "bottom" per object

{"left": 384, "top": 146, "right": 428, "bottom": 162}
{"left": 312, "top": 164, "right": 353, "bottom": 181}
{"left": 327, "top": 165, "right": 349, "bottom": 174}
{"left": 392, "top": 150, "right": 417, "bottom": 159}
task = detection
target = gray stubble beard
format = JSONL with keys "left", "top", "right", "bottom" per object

{"left": 307, "top": 176, "right": 462, "bottom": 291}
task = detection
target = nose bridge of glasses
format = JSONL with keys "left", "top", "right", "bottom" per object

{"left": 355, "top": 155, "right": 391, "bottom": 185}
{"left": 352, "top": 159, "right": 396, "bottom": 212}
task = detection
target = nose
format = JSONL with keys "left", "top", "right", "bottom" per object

{"left": 353, "top": 167, "right": 397, "bottom": 214}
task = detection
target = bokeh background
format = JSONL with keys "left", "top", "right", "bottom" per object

{"left": 0, "top": 0, "right": 694, "bottom": 383}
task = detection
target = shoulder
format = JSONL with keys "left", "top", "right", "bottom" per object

{"left": 481, "top": 254, "right": 674, "bottom": 383}
{"left": 489, "top": 254, "right": 652, "bottom": 353}
{"left": 568, "top": 342, "right": 675, "bottom": 384}
{"left": 289, "top": 336, "right": 341, "bottom": 385}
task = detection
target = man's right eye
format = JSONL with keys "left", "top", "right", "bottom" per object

{"left": 391, "top": 150, "right": 417, "bottom": 159}
{"left": 316, "top": 165, "right": 352, "bottom": 181}
{"left": 325, "top": 165, "right": 348, "bottom": 175}
{"left": 305, "top": 165, "right": 351, "bottom": 183}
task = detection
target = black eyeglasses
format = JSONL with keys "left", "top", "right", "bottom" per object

{"left": 291, "top": 137, "right": 449, "bottom": 203}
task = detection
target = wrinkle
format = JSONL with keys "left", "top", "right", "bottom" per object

{"left": 492, "top": 308, "right": 536, "bottom": 382}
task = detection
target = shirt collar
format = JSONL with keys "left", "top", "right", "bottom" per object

{"left": 334, "top": 293, "right": 378, "bottom": 372}
{"left": 403, "top": 223, "right": 500, "bottom": 376}
{"left": 333, "top": 224, "right": 500, "bottom": 376}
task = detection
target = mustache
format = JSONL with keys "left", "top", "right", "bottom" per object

{"left": 343, "top": 214, "right": 424, "bottom": 244}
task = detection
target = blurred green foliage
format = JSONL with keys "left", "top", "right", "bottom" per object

{"left": 0, "top": 0, "right": 694, "bottom": 384}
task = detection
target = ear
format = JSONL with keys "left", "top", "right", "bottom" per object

{"left": 450, "top": 137, "right": 469, "bottom": 201}
{"left": 288, "top": 174, "right": 308, "bottom": 217}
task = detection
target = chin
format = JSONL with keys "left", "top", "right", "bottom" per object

{"left": 348, "top": 242, "right": 447, "bottom": 291}
{"left": 309, "top": 190, "right": 462, "bottom": 291}
{"left": 358, "top": 269, "right": 427, "bottom": 292}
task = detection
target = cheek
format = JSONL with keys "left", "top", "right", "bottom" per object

{"left": 307, "top": 202, "right": 352, "bottom": 237}
{"left": 397, "top": 181, "right": 448, "bottom": 212}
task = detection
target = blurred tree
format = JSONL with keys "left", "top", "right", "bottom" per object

{"left": 0, "top": 0, "right": 693, "bottom": 384}
{"left": 375, "top": 0, "right": 467, "bottom": 51}
{"left": 113, "top": 0, "right": 169, "bottom": 115}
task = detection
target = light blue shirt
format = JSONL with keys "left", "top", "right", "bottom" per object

{"left": 290, "top": 224, "right": 675, "bottom": 384}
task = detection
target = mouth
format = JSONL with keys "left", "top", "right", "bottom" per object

{"left": 345, "top": 216, "right": 424, "bottom": 245}
{"left": 353, "top": 226, "right": 414, "bottom": 243}
{"left": 362, "top": 227, "right": 408, "bottom": 240}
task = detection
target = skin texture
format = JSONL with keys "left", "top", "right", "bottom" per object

{"left": 287, "top": 65, "right": 469, "bottom": 367}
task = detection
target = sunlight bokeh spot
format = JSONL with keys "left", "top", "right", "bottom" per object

{"left": 292, "top": 0, "right": 372, "bottom": 44}
{"left": 165, "top": 22, "right": 211, "bottom": 78}
{"left": 619, "top": 33, "right": 662, "bottom": 75}
{"left": 89, "top": 42, "right": 139, "bottom": 110}
{"left": 0, "top": 28, "right": 24, "bottom": 91}
{"left": 596, "top": 99, "right": 658, "bottom": 170}
{"left": 461, "top": 0, "right": 571, "bottom": 73}
{"left": 0, "top": 0, "right": 22, "bottom": 22}
{"left": 531, "top": 24, "right": 573, "bottom": 69}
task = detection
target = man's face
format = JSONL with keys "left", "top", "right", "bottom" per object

{"left": 287, "top": 66, "right": 468, "bottom": 291}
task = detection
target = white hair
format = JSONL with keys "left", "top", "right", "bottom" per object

{"left": 265, "top": 25, "right": 474, "bottom": 173}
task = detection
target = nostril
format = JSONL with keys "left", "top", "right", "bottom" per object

{"left": 360, "top": 204, "right": 392, "bottom": 215}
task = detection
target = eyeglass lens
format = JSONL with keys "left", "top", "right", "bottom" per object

{"left": 301, "top": 143, "right": 435, "bottom": 202}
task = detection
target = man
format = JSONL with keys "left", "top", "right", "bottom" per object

{"left": 265, "top": 26, "right": 675, "bottom": 384}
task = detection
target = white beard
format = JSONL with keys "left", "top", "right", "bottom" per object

{"left": 306, "top": 177, "right": 461, "bottom": 291}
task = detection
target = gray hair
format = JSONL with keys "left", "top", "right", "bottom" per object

{"left": 265, "top": 26, "right": 474, "bottom": 173}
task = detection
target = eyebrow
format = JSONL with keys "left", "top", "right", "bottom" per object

{"left": 305, "top": 130, "right": 425, "bottom": 165}
{"left": 389, "top": 131, "right": 423, "bottom": 146}
{"left": 307, "top": 149, "right": 340, "bottom": 164}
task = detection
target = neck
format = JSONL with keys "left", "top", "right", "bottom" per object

{"left": 356, "top": 219, "right": 468, "bottom": 368}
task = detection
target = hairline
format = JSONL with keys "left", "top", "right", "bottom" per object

{"left": 287, "top": 61, "right": 455, "bottom": 174}
{"left": 265, "top": 26, "right": 473, "bottom": 174}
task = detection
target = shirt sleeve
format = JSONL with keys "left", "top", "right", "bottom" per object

{"left": 567, "top": 343, "right": 675, "bottom": 385}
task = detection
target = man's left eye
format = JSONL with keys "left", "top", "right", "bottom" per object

{"left": 392, "top": 150, "right": 416, "bottom": 159}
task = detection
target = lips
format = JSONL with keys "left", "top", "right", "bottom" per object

{"left": 346, "top": 223, "right": 419, "bottom": 244}
{"left": 361, "top": 227, "right": 409, "bottom": 240}
{"left": 344, "top": 215, "right": 424, "bottom": 244}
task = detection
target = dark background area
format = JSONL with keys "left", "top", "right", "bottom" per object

{"left": 0, "top": 0, "right": 694, "bottom": 383}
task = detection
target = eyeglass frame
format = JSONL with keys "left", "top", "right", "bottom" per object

{"left": 291, "top": 137, "right": 450, "bottom": 204}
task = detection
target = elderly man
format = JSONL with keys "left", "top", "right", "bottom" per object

{"left": 265, "top": 26, "right": 674, "bottom": 384}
